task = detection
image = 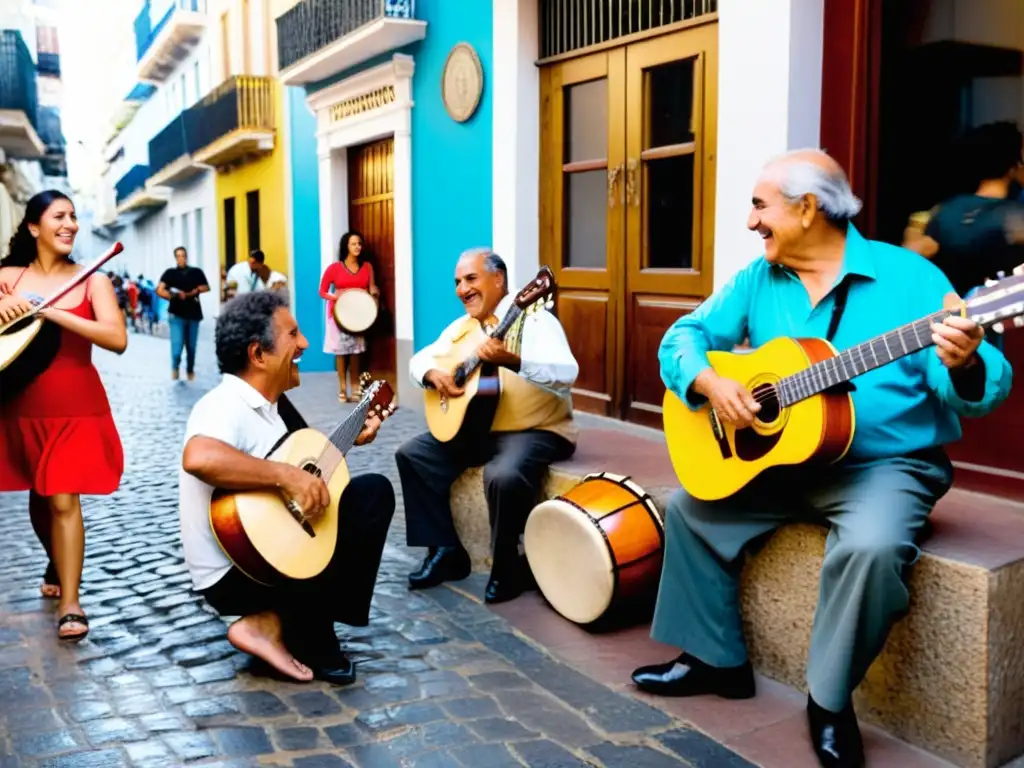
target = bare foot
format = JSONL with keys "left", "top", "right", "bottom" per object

{"left": 227, "top": 612, "right": 313, "bottom": 682}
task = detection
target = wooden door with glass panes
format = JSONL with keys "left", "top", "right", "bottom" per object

{"left": 540, "top": 23, "right": 718, "bottom": 424}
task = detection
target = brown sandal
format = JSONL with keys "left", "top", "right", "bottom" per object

{"left": 57, "top": 613, "right": 89, "bottom": 642}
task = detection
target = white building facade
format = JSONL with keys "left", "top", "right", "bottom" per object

{"left": 97, "top": 0, "right": 219, "bottom": 319}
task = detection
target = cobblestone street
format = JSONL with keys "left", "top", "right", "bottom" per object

{"left": 0, "top": 330, "right": 752, "bottom": 768}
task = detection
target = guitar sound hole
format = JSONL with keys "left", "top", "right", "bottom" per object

{"left": 753, "top": 384, "right": 780, "bottom": 423}
{"left": 301, "top": 462, "right": 323, "bottom": 478}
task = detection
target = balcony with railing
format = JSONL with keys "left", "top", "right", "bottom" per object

{"left": 36, "top": 51, "right": 60, "bottom": 77}
{"left": 187, "top": 75, "right": 275, "bottom": 168}
{"left": 135, "top": 0, "right": 206, "bottom": 84}
{"left": 0, "top": 30, "right": 45, "bottom": 158}
{"left": 146, "top": 112, "right": 203, "bottom": 186}
{"left": 276, "top": 0, "right": 424, "bottom": 86}
{"left": 37, "top": 106, "right": 66, "bottom": 177}
{"left": 115, "top": 163, "right": 170, "bottom": 214}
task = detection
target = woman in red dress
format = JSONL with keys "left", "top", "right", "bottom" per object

{"left": 319, "top": 231, "right": 379, "bottom": 402}
{"left": 0, "top": 190, "right": 127, "bottom": 641}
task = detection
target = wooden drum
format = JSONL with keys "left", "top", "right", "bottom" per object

{"left": 332, "top": 288, "right": 378, "bottom": 333}
{"left": 524, "top": 472, "right": 664, "bottom": 626}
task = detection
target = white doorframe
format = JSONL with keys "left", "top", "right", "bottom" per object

{"left": 307, "top": 54, "right": 416, "bottom": 399}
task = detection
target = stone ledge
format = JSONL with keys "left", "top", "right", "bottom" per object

{"left": 449, "top": 427, "right": 1024, "bottom": 768}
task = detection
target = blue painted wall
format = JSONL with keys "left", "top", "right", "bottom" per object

{"left": 288, "top": 85, "right": 334, "bottom": 373}
{"left": 408, "top": 0, "right": 493, "bottom": 348}
{"left": 287, "top": 0, "right": 493, "bottom": 371}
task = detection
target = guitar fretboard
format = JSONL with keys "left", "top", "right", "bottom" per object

{"left": 324, "top": 398, "right": 372, "bottom": 457}
{"left": 456, "top": 304, "right": 524, "bottom": 380}
{"left": 776, "top": 309, "right": 951, "bottom": 407}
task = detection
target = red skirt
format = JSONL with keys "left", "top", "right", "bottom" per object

{"left": 0, "top": 412, "right": 124, "bottom": 496}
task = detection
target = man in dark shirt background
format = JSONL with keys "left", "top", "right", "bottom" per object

{"left": 905, "top": 121, "right": 1024, "bottom": 296}
{"left": 158, "top": 246, "right": 210, "bottom": 381}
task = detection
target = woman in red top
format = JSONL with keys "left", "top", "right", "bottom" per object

{"left": 0, "top": 190, "right": 127, "bottom": 641}
{"left": 319, "top": 231, "right": 379, "bottom": 402}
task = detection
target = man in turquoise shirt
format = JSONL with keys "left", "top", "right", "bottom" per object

{"left": 631, "top": 150, "right": 1012, "bottom": 768}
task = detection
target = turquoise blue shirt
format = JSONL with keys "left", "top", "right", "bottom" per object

{"left": 659, "top": 225, "right": 1013, "bottom": 461}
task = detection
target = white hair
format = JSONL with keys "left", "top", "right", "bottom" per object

{"left": 459, "top": 247, "right": 508, "bottom": 289}
{"left": 764, "top": 149, "right": 863, "bottom": 223}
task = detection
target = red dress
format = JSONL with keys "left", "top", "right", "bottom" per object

{"left": 0, "top": 287, "right": 124, "bottom": 495}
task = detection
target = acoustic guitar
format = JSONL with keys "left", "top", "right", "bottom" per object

{"left": 664, "top": 268, "right": 1024, "bottom": 501}
{"left": 423, "top": 267, "right": 555, "bottom": 442}
{"left": 0, "top": 242, "right": 124, "bottom": 403}
{"left": 210, "top": 375, "right": 397, "bottom": 585}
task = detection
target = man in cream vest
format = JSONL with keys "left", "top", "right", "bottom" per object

{"left": 396, "top": 248, "right": 578, "bottom": 604}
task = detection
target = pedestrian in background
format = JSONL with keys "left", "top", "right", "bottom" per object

{"left": 320, "top": 231, "right": 379, "bottom": 403}
{"left": 157, "top": 246, "right": 210, "bottom": 381}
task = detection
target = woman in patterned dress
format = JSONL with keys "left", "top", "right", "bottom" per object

{"left": 319, "top": 231, "right": 379, "bottom": 402}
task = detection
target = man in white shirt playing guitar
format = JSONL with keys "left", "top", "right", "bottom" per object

{"left": 396, "top": 249, "right": 579, "bottom": 605}
{"left": 179, "top": 291, "right": 394, "bottom": 685}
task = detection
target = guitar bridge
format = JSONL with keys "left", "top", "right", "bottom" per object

{"left": 709, "top": 408, "right": 733, "bottom": 460}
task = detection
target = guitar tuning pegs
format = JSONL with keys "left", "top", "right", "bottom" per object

{"left": 998, "top": 271, "right": 1007, "bottom": 279}
{"left": 993, "top": 322, "right": 1006, "bottom": 334}
{"left": 1015, "top": 264, "right": 1024, "bottom": 276}
{"left": 1014, "top": 316, "right": 1024, "bottom": 329}
{"left": 985, "top": 278, "right": 1000, "bottom": 287}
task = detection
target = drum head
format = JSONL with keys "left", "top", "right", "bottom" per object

{"left": 524, "top": 499, "right": 615, "bottom": 625}
{"left": 333, "top": 289, "right": 378, "bottom": 333}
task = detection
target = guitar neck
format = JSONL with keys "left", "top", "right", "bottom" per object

{"left": 456, "top": 304, "right": 523, "bottom": 380}
{"left": 777, "top": 309, "right": 951, "bottom": 407}
{"left": 325, "top": 399, "right": 371, "bottom": 457}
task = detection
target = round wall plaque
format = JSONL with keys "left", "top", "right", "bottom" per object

{"left": 441, "top": 42, "right": 483, "bottom": 123}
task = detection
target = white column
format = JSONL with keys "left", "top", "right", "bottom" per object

{"left": 492, "top": 0, "right": 540, "bottom": 290}
{"left": 317, "top": 146, "right": 348, "bottom": 277}
{"left": 393, "top": 128, "right": 414, "bottom": 345}
{"left": 713, "top": 0, "right": 824, "bottom": 288}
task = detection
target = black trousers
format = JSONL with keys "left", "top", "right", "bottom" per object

{"left": 201, "top": 473, "right": 395, "bottom": 659}
{"left": 395, "top": 425, "right": 574, "bottom": 573}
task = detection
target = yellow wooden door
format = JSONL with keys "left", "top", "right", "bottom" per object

{"left": 540, "top": 22, "right": 718, "bottom": 424}
{"left": 539, "top": 49, "right": 626, "bottom": 416}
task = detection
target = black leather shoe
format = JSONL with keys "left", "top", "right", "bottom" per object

{"left": 308, "top": 651, "right": 357, "bottom": 687}
{"left": 408, "top": 545, "right": 471, "bottom": 590}
{"left": 631, "top": 653, "right": 755, "bottom": 699}
{"left": 807, "top": 696, "right": 864, "bottom": 768}
{"left": 484, "top": 576, "right": 523, "bottom": 604}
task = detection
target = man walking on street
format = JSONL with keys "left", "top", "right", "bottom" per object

{"left": 158, "top": 246, "right": 210, "bottom": 381}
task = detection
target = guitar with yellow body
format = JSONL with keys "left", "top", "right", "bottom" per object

{"left": 423, "top": 267, "right": 555, "bottom": 442}
{"left": 664, "top": 269, "right": 1024, "bottom": 501}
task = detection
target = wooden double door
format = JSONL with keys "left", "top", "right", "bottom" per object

{"left": 348, "top": 138, "right": 396, "bottom": 392}
{"left": 540, "top": 23, "right": 718, "bottom": 425}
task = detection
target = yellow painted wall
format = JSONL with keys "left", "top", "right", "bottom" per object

{"left": 214, "top": 81, "right": 289, "bottom": 275}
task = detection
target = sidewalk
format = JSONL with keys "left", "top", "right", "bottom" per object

{"left": 0, "top": 333, "right": 751, "bottom": 767}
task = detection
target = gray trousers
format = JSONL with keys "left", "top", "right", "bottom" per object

{"left": 651, "top": 450, "right": 952, "bottom": 712}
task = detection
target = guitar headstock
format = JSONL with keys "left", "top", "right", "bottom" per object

{"left": 513, "top": 266, "right": 555, "bottom": 311}
{"left": 966, "top": 264, "right": 1024, "bottom": 334}
{"left": 359, "top": 378, "right": 398, "bottom": 422}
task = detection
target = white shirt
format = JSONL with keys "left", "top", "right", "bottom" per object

{"left": 178, "top": 374, "right": 289, "bottom": 590}
{"left": 266, "top": 271, "right": 287, "bottom": 290}
{"left": 226, "top": 261, "right": 260, "bottom": 294}
{"left": 408, "top": 294, "right": 579, "bottom": 395}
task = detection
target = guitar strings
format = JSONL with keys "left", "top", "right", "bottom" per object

{"left": 735, "top": 311, "right": 950, "bottom": 408}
